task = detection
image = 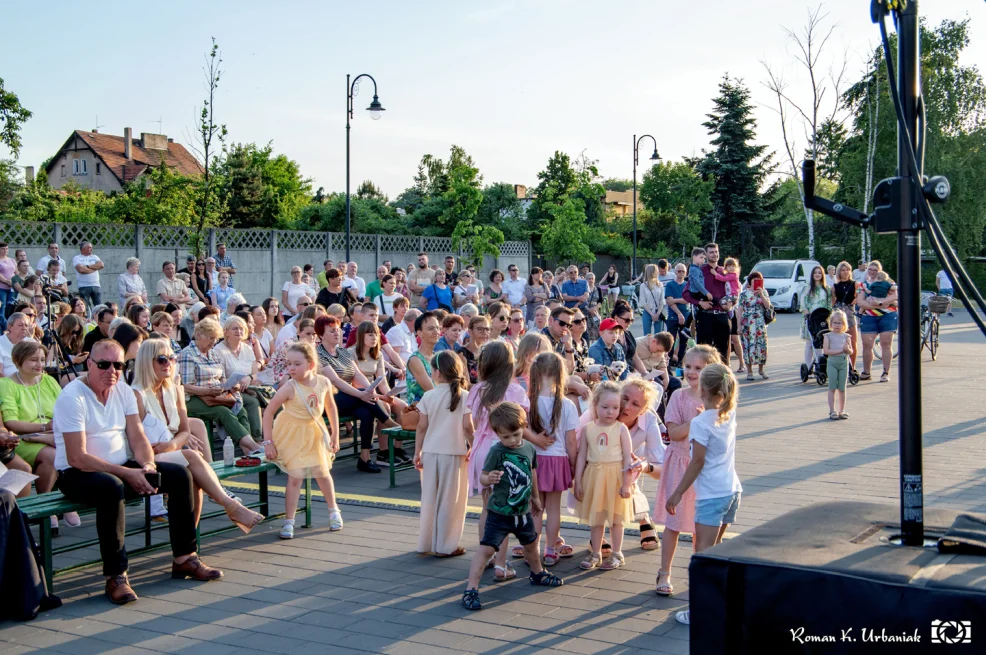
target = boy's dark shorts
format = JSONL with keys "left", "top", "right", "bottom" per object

{"left": 480, "top": 510, "right": 538, "bottom": 551}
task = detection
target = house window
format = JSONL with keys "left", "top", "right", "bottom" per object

{"left": 96, "top": 163, "right": 101, "bottom": 175}
{"left": 60, "top": 165, "right": 66, "bottom": 178}
{"left": 73, "top": 159, "right": 87, "bottom": 175}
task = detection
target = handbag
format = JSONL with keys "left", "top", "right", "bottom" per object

{"left": 202, "top": 392, "right": 237, "bottom": 408}
{"left": 764, "top": 304, "right": 776, "bottom": 325}
{"left": 631, "top": 481, "right": 650, "bottom": 522}
{"left": 400, "top": 403, "right": 420, "bottom": 430}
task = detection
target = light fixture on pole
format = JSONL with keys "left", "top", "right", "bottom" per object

{"left": 632, "top": 134, "right": 660, "bottom": 279}
{"left": 346, "top": 73, "right": 385, "bottom": 263}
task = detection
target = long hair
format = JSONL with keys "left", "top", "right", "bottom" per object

{"left": 57, "top": 314, "right": 85, "bottom": 355}
{"left": 432, "top": 350, "right": 466, "bottom": 412}
{"left": 262, "top": 297, "right": 284, "bottom": 326}
{"left": 353, "top": 320, "right": 381, "bottom": 361}
{"left": 477, "top": 341, "right": 515, "bottom": 409}
{"left": 808, "top": 265, "right": 827, "bottom": 295}
{"left": 527, "top": 351, "right": 567, "bottom": 435}
{"left": 513, "top": 332, "right": 549, "bottom": 379}
{"left": 699, "top": 363, "right": 738, "bottom": 424}
{"left": 132, "top": 338, "right": 173, "bottom": 392}
{"left": 643, "top": 263, "right": 660, "bottom": 290}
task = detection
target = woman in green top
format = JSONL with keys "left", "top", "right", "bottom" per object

{"left": 0, "top": 341, "right": 81, "bottom": 529}
{"left": 799, "top": 265, "right": 834, "bottom": 368}
{"left": 406, "top": 311, "right": 439, "bottom": 405}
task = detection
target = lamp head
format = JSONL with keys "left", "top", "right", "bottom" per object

{"left": 367, "top": 95, "right": 385, "bottom": 120}
{"left": 649, "top": 148, "right": 660, "bottom": 161}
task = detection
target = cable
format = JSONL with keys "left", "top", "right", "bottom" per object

{"left": 878, "top": 16, "right": 986, "bottom": 330}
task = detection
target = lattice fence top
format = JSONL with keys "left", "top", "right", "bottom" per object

{"left": 60, "top": 222, "right": 135, "bottom": 248}
{"left": 0, "top": 220, "right": 54, "bottom": 247}
{"left": 143, "top": 225, "right": 192, "bottom": 249}
{"left": 276, "top": 230, "right": 326, "bottom": 251}
{"left": 330, "top": 233, "right": 375, "bottom": 252}
{"left": 218, "top": 228, "right": 271, "bottom": 250}
{"left": 422, "top": 237, "right": 453, "bottom": 253}
{"left": 379, "top": 235, "right": 419, "bottom": 253}
{"left": 500, "top": 241, "right": 529, "bottom": 257}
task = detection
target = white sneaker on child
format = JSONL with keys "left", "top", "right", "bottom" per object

{"left": 675, "top": 609, "right": 690, "bottom": 625}
{"left": 328, "top": 509, "right": 343, "bottom": 531}
{"left": 279, "top": 522, "right": 295, "bottom": 539}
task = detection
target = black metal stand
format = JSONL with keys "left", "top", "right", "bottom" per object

{"left": 41, "top": 289, "right": 80, "bottom": 386}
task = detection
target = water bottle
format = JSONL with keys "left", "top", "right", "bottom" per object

{"left": 223, "top": 437, "right": 235, "bottom": 466}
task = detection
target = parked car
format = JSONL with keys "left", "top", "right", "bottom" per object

{"left": 749, "top": 259, "right": 822, "bottom": 312}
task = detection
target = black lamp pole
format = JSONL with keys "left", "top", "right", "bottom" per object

{"left": 346, "top": 73, "right": 385, "bottom": 263}
{"left": 632, "top": 134, "right": 660, "bottom": 280}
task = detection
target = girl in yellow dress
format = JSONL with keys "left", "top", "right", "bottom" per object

{"left": 574, "top": 381, "right": 634, "bottom": 571}
{"left": 262, "top": 342, "right": 341, "bottom": 539}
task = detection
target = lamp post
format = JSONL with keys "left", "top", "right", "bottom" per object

{"left": 632, "top": 134, "right": 660, "bottom": 280}
{"left": 346, "top": 73, "right": 385, "bottom": 263}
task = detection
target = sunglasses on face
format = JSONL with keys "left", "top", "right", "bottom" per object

{"left": 617, "top": 315, "right": 632, "bottom": 322}
{"left": 23, "top": 312, "right": 36, "bottom": 318}
{"left": 94, "top": 360, "right": 125, "bottom": 371}
{"left": 555, "top": 319, "right": 572, "bottom": 329}
{"left": 155, "top": 354, "right": 178, "bottom": 365}
{"left": 297, "top": 301, "right": 311, "bottom": 307}
{"left": 572, "top": 318, "right": 586, "bottom": 325}
{"left": 474, "top": 326, "right": 491, "bottom": 333}
{"left": 511, "top": 317, "right": 523, "bottom": 323}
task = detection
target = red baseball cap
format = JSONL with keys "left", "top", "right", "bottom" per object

{"left": 599, "top": 318, "right": 622, "bottom": 332}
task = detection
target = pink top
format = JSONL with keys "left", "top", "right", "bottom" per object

{"left": 714, "top": 270, "right": 740, "bottom": 297}
{"left": 664, "top": 387, "right": 705, "bottom": 458}
{"left": 465, "top": 381, "right": 529, "bottom": 496}
{"left": 0, "top": 257, "right": 15, "bottom": 290}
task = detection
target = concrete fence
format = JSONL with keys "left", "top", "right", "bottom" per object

{"left": 0, "top": 220, "right": 532, "bottom": 304}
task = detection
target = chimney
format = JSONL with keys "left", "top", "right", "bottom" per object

{"left": 91, "top": 128, "right": 98, "bottom": 133}
{"left": 24, "top": 166, "right": 35, "bottom": 184}
{"left": 124, "top": 127, "right": 133, "bottom": 160}
{"left": 515, "top": 184, "right": 527, "bottom": 199}
{"left": 141, "top": 133, "right": 168, "bottom": 150}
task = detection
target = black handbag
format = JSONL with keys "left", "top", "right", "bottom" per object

{"left": 764, "top": 305, "right": 776, "bottom": 325}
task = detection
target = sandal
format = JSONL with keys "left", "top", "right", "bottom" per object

{"left": 759, "top": 369, "right": 769, "bottom": 380}
{"left": 556, "top": 542, "right": 575, "bottom": 558}
{"left": 829, "top": 412, "right": 839, "bottom": 421}
{"left": 435, "top": 546, "right": 466, "bottom": 558}
{"left": 880, "top": 372, "right": 889, "bottom": 383}
{"left": 580, "top": 552, "right": 602, "bottom": 570}
{"left": 328, "top": 508, "right": 343, "bottom": 531}
{"left": 530, "top": 571, "right": 564, "bottom": 587}
{"left": 599, "top": 552, "right": 625, "bottom": 570}
{"left": 543, "top": 550, "right": 559, "bottom": 567}
{"left": 462, "top": 588, "right": 482, "bottom": 611}
{"left": 860, "top": 371, "right": 871, "bottom": 380}
{"left": 655, "top": 570, "right": 674, "bottom": 596}
{"left": 839, "top": 412, "right": 850, "bottom": 420}
{"left": 511, "top": 544, "right": 525, "bottom": 558}
{"left": 746, "top": 372, "right": 755, "bottom": 381}
{"left": 639, "top": 524, "right": 659, "bottom": 551}
{"left": 493, "top": 563, "right": 516, "bottom": 581}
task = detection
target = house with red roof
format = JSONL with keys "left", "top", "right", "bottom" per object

{"left": 44, "top": 128, "right": 203, "bottom": 193}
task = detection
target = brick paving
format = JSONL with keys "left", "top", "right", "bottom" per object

{"left": 2, "top": 310, "right": 984, "bottom": 653}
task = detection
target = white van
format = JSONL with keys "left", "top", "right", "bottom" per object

{"left": 749, "top": 259, "right": 822, "bottom": 312}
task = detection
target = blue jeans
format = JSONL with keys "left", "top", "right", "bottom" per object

{"left": 641, "top": 312, "right": 665, "bottom": 336}
{"left": 78, "top": 285, "right": 102, "bottom": 311}
{"left": 0, "top": 288, "right": 13, "bottom": 317}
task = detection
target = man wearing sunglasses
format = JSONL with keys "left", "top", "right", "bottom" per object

{"left": 611, "top": 302, "right": 649, "bottom": 377}
{"left": 53, "top": 340, "right": 222, "bottom": 605}
{"left": 82, "top": 307, "right": 117, "bottom": 356}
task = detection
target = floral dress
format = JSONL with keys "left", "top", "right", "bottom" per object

{"left": 739, "top": 289, "right": 768, "bottom": 365}
{"left": 800, "top": 286, "right": 833, "bottom": 339}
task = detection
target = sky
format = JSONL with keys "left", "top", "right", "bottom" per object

{"left": 3, "top": 0, "right": 985, "bottom": 198}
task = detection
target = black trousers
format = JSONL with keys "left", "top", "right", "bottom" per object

{"left": 334, "top": 392, "right": 390, "bottom": 450}
{"left": 58, "top": 461, "right": 196, "bottom": 576}
{"left": 0, "top": 489, "right": 60, "bottom": 620}
{"left": 696, "top": 310, "right": 730, "bottom": 363}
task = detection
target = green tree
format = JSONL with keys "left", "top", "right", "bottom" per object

{"left": 297, "top": 193, "right": 404, "bottom": 234}
{"left": 221, "top": 144, "right": 264, "bottom": 227}
{"left": 0, "top": 77, "right": 32, "bottom": 157}
{"left": 0, "top": 159, "right": 21, "bottom": 210}
{"left": 526, "top": 151, "right": 578, "bottom": 235}
{"left": 191, "top": 38, "right": 228, "bottom": 255}
{"left": 696, "top": 75, "right": 776, "bottom": 254}
{"left": 540, "top": 197, "right": 594, "bottom": 264}
{"left": 439, "top": 159, "right": 483, "bottom": 230}
{"left": 602, "top": 178, "right": 633, "bottom": 192}
{"left": 476, "top": 182, "right": 527, "bottom": 241}
{"left": 356, "top": 179, "right": 387, "bottom": 202}
{"left": 452, "top": 220, "right": 504, "bottom": 267}
{"left": 639, "top": 160, "right": 712, "bottom": 255}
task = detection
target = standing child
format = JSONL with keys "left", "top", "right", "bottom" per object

{"left": 666, "top": 363, "right": 742, "bottom": 626}
{"left": 262, "top": 342, "right": 342, "bottom": 539}
{"left": 513, "top": 332, "right": 550, "bottom": 390}
{"left": 414, "top": 351, "right": 475, "bottom": 556}
{"left": 525, "top": 352, "right": 579, "bottom": 566}
{"left": 574, "top": 382, "right": 634, "bottom": 571}
{"left": 687, "top": 247, "right": 713, "bottom": 302}
{"left": 715, "top": 259, "right": 744, "bottom": 373}
{"left": 652, "top": 344, "right": 721, "bottom": 596}
{"left": 462, "top": 403, "right": 564, "bottom": 610}
{"left": 823, "top": 309, "right": 853, "bottom": 420}
{"left": 465, "top": 341, "right": 530, "bottom": 581}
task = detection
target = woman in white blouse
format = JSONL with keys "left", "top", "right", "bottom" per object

{"left": 131, "top": 338, "right": 262, "bottom": 531}
{"left": 117, "top": 257, "right": 148, "bottom": 308}
{"left": 213, "top": 316, "right": 263, "bottom": 430}
{"left": 281, "top": 267, "right": 310, "bottom": 318}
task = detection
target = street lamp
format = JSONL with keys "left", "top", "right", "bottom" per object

{"left": 346, "top": 73, "right": 385, "bottom": 262}
{"left": 632, "top": 134, "right": 660, "bottom": 280}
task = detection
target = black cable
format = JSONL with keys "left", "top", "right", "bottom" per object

{"left": 878, "top": 16, "right": 986, "bottom": 329}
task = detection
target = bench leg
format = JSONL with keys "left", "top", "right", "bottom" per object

{"left": 304, "top": 476, "right": 312, "bottom": 529}
{"left": 389, "top": 435, "right": 397, "bottom": 489}
{"left": 144, "top": 496, "right": 152, "bottom": 549}
{"left": 40, "top": 520, "right": 54, "bottom": 594}
{"left": 259, "top": 471, "right": 269, "bottom": 518}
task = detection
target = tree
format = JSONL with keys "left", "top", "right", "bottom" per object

{"left": 602, "top": 178, "right": 634, "bottom": 192}
{"left": 0, "top": 77, "right": 32, "bottom": 157}
{"left": 189, "top": 38, "right": 228, "bottom": 255}
{"left": 526, "top": 151, "right": 578, "bottom": 235}
{"left": 476, "top": 182, "right": 527, "bottom": 241}
{"left": 639, "top": 160, "right": 712, "bottom": 255}
{"left": 762, "top": 5, "right": 850, "bottom": 258}
{"left": 0, "top": 159, "right": 21, "bottom": 210}
{"left": 540, "top": 197, "right": 594, "bottom": 264}
{"left": 696, "top": 75, "right": 776, "bottom": 254}
{"left": 572, "top": 150, "right": 606, "bottom": 225}
{"left": 355, "top": 179, "right": 387, "bottom": 202}
{"left": 452, "top": 220, "right": 504, "bottom": 267}
{"left": 440, "top": 159, "right": 483, "bottom": 230}
{"left": 297, "top": 193, "right": 404, "bottom": 234}
{"left": 222, "top": 144, "right": 264, "bottom": 227}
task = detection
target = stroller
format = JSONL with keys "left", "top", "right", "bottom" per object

{"left": 800, "top": 308, "right": 860, "bottom": 386}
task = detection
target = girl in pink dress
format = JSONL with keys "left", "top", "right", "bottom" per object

{"left": 652, "top": 344, "right": 721, "bottom": 596}
{"left": 465, "top": 341, "right": 529, "bottom": 581}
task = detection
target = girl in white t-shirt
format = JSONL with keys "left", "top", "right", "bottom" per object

{"left": 666, "top": 362, "right": 741, "bottom": 626}
{"left": 525, "top": 352, "right": 579, "bottom": 566}
{"left": 413, "top": 351, "right": 475, "bottom": 557}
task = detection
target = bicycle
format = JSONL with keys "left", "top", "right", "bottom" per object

{"left": 920, "top": 294, "right": 950, "bottom": 361}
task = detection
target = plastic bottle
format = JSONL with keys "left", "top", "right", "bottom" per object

{"left": 223, "top": 437, "right": 235, "bottom": 466}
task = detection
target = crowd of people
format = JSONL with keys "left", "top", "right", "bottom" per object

{"left": 0, "top": 238, "right": 931, "bottom": 624}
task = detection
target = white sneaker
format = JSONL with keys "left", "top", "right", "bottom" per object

{"left": 279, "top": 522, "right": 295, "bottom": 539}
{"left": 675, "top": 610, "right": 690, "bottom": 625}
{"left": 328, "top": 509, "right": 343, "bottom": 531}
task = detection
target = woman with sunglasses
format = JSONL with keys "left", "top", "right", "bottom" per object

{"left": 456, "top": 315, "right": 490, "bottom": 385}
{"left": 0, "top": 341, "right": 81, "bottom": 531}
{"left": 190, "top": 261, "right": 211, "bottom": 305}
{"left": 452, "top": 270, "right": 479, "bottom": 312}
{"left": 504, "top": 307, "right": 526, "bottom": 351}
{"left": 486, "top": 301, "right": 510, "bottom": 342}
{"left": 131, "top": 339, "right": 261, "bottom": 530}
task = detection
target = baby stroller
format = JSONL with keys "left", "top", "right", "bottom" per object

{"left": 800, "top": 308, "right": 860, "bottom": 386}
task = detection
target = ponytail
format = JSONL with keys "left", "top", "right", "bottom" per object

{"left": 527, "top": 352, "right": 567, "bottom": 434}
{"left": 699, "top": 363, "right": 738, "bottom": 424}
{"left": 432, "top": 350, "right": 466, "bottom": 412}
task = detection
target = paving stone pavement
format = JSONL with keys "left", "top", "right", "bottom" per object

{"left": 1, "top": 310, "right": 983, "bottom": 653}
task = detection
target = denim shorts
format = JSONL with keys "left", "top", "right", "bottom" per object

{"left": 695, "top": 492, "right": 741, "bottom": 527}
{"left": 860, "top": 312, "right": 898, "bottom": 334}
{"left": 480, "top": 510, "right": 538, "bottom": 551}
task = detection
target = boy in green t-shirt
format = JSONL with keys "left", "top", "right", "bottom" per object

{"left": 462, "top": 402, "right": 563, "bottom": 611}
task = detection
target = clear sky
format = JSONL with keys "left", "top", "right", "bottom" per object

{"left": 3, "top": 1, "right": 984, "bottom": 197}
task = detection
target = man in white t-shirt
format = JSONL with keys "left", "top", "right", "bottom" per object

{"left": 408, "top": 253, "right": 436, "bottom": 308}
{"left": 502, "top": 264, "right": 527, "bottom": 307}
{"left": 73, "top": 241, "right": 104, "bottom": 310}
{"left": 657, "top": 259, "right": 676, "bottom": 286}
{"left": 36, "top": 242, "right": 67, "bottom": 277}
{"left": 852, "top": 260, "right": 868, "bottom": 284}
{"left": 52, "top": 340, "right": 223, "bottom": 605}
{"left": 386, "top": 308, "right": 420, "bottom": 368}
{"left": 936, "top": 269, "right": 955, "bottom": 316}
{"left": 341, "top": 262, "right": 366, "bottom": 300}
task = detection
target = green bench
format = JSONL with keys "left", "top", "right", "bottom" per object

{"left": 381, "top": 427, "right": 417, "bottom": 488}
{"left": 18, "top": 460, "right": 311, "bottom": 593}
